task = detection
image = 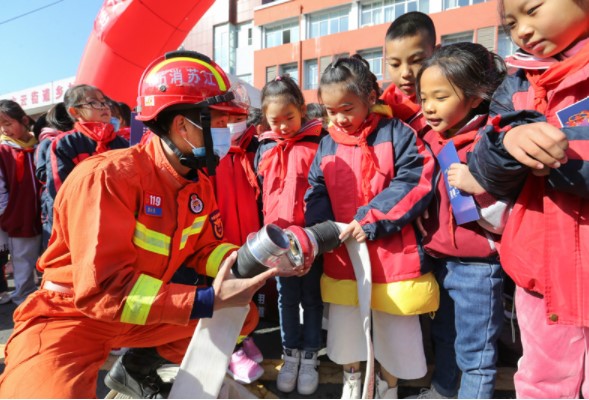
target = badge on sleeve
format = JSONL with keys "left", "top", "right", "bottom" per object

{"left": 144, "top": 192, "right": 163, "bottom": 217}
{"left": 189, "top": 193, "right": 204, "bottom": 214}
{"left": 209, "top": 209, "right": 224, "bottom": 239}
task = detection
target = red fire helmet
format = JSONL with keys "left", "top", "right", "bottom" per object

{"left": 136, "top": 51, "right": 248, "bottom": 121}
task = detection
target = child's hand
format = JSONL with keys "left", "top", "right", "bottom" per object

{"left": 447, "top": 163, "right": 485, "bottom": 195}
{"left": 415, "top": 209, "right": 429, "bottom": 237}
{"left": 339, "top": 220, "right": 367, "bottom": 243}
{"left": 503, "top": 122, "right": 568, "bottom": 170}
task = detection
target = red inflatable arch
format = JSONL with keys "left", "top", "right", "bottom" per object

{"left": 76, "top": 0, "right": 214, "bottom": 107}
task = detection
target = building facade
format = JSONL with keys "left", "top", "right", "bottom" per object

{"left": 182, "top": 0, "right": 516, "bottom": 103}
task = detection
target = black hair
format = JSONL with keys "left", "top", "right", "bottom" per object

{"left": 63, "top": 84, "right": 105, "bottom": 119}
{"left": 32, "top": 114, "right": 48, "bottom": 140}
{"left": 145, "top": 106, "right": 201, "bottom": 136}
{"left": 416, "top": 42, "right": 507, "bottom": 116}
{"left": 246, "top": 107, "right": 263, "bottom": 127}
{"left": 261, "top": 75, "right": 306, "bottom": 120}
{"left": 117, "top": 102, "right": 132, "bottom": 127}
{"left": 318, "top": 54, "right": 381, "bottom": 106}
{"left": 385, "top": 11, "right": 436, "bottom": 49}
{"left": 306, "top": 103, "right": 327, "bottom": 120}
{"left": 46, "top": 102, "right": 74, "bottom": 132}
{"left": 108, "top": 100, "right": 132, "bottom": 128}
{"left": 0, "top": 99, "right": 35, "bottom": 130}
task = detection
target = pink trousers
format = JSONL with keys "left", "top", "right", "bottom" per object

{"left": 514, "top": 287, "right": 589, "bottom": 398}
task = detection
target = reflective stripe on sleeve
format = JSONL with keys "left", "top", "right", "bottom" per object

{"left": 121, "top": 274, "right": 164, "bottom": 325}
{"left": 205, "top": 243, "right": 239, "bottom": 277}
{"left": 179, "top": 215, "right": 208, "bottom": 250}
{"left": 133, "top": 221, "right": 171, "bottom": 256}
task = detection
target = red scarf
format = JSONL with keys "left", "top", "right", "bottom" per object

{"left": 229, "top": 125, "right": 260, "bottom": 197}
{"left": 74, "top": 121, "right": 117, "bottom": 153}
{"left": 525, "top": 40, "right": 589, "bottom": 113}
{"left": 257, "top": 120, "right": 323, "bottom": 189}
{"left": 328, "top": 113, "right": 383, "bottom": 204}
{"left": 380, "top": 84, "right": 422, "bottom": 122}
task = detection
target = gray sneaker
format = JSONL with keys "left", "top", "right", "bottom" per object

{"left": 407, "top": 386, "right": 457, "bottom": 399}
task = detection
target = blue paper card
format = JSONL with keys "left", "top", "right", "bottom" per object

{"left": 437, "top": 141, "right": 480, "bottom": 225}
{"left": 556, "top": 96, "right": 589, "bottom": 128}
{"left": 130, "top": 111, "right": 149, "bottom": 146}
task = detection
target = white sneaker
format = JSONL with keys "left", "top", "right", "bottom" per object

{"left": 341, "top": 369, "right": 362, "bottom": 399}
{"left": 297, "top": 351, "right": 319, "bottom": 395}
{"left": 276, "top": 348, "right": 300, "bottom": 393}
{"left": 375, "top": 373, "right": 398, "bottom": 399}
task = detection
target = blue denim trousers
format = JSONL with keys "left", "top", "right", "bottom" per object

{"left": 428, "top": 255, "right": 504, "bottom": 399}
{"left": 276, "top": 259, "right": 323, "bottom": 352}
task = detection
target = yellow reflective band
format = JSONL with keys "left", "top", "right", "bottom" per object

{"left": 148, "top": 57, "right": 227, "bottom": 91}
{"left": 133, "top": 221, "right": 171, "bottom": 256}
{"left": 179, "top": 215, "right": 207, "bottom": 250}
{"left": 121, "top": 274, "right": 163, "bottom": 325}
{"left": 206, "top": 243, "right": 239, "bottom": 277}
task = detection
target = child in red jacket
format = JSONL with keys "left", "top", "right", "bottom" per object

{"left": 209, "top": 102, "right": 265, "bottom": 384}
{"left": 469, "top": 0, "right": 589, "bottom": 397}
{"left": 416, "top": 43, "right": 508, "bottom": 399}
{"left": 0, "top": 100, "right": 41, "bottom": 305}
{"left": 381, "top": 11, "right": 436, "bottom": 132}
{"left": 255, "top": 75, "right": 325, "bottom": 396}
{"left": 306, "top": 55, "right": 434, "bottom": 399}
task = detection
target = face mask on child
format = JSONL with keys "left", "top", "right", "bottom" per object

{"left": 185, "top": 118, "right": 231, "bottom": 160}
{"left": 227, "top": 120, "right": 248, "bottom": 144}
{"left": 110, "top": 117, "right": 121, "bottom": 132}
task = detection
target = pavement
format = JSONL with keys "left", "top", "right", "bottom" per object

{"left": 0, "top": 277, "right": 518, "bottom": 398}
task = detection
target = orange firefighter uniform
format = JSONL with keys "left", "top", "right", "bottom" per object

{"left": 0, "top": 136, "right": 242, "bottom": 398}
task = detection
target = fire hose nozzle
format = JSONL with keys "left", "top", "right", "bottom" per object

{"left": 234, "top": 221, "right": 342, "bottom": 279}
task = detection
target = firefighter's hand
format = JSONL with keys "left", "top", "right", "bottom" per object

{"left": 212, "top": 252, "right": 276, "bottom": 310}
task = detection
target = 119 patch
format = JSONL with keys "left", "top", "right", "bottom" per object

{"left": 144, "top": 192, "right": 163, "bottom": 217}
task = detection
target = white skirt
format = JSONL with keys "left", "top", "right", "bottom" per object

{"left": 326, "top": 303, "right": 427, "bottom": 380}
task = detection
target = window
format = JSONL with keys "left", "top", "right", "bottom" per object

{"left": 280, "top": 63, "right": 299, "bottom": 84}
{"left": 358, "top": 49, "right": 383, "bottom": 81}
{"left": 264, "top": 22, "right": 299, "bottom": 48}
{"left": 360, "top": 0, "right": 419, "bottom": 27}
{"left": 477, "top": 26, "right": 495, "bottom": 51}
{"left": 214, "top": 25, "right": 230, "bottom": 73}
{"left": 266, "top": 65, "right": 277, "bottom": 82}
{"left": 309, "top": 7, "right": 350, "bottom": 38}
{"left": 441, "top": 31, "right": 474, "bottom": 45}
{"left": 497, "top": 29, "right": 518, "bottom": 59}
{"left": 443, "top": 0, "right": 487, "bottom": 9}
{"left": 320, "top": 56, "right": 332, "bottom": 75}
{"left": 235, "top": 23, "right": 252, "bottom": 49}
{"left": 304, "top": 59, "right": 319, "bottom": 90}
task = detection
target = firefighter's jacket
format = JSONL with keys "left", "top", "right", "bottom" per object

{"left": 36, "top": 135, "right": 237, "bottom": 326}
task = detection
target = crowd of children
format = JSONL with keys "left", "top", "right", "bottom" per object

{"left": 0, "top": 0, "right": 588, "bottom": 398}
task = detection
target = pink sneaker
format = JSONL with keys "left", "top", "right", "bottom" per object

{"left": 227, "top": 349, "right": 264, "bottom": 384}
{"left": 242, "top": 337, "right": 263, "bottom": 363}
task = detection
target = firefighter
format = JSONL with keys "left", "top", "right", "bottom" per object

{"left": 0, "top": 50, "right": 276, "bottom": 398}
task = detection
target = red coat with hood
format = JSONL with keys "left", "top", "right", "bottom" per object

{"left": 211, "top": 125, "right": 261, "bottom": 246}
{"left": 254, "top": 120, "right": 324, "bottom": 228}
{"left": 469, "top": 40, "right": 589, "bottom": 326}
